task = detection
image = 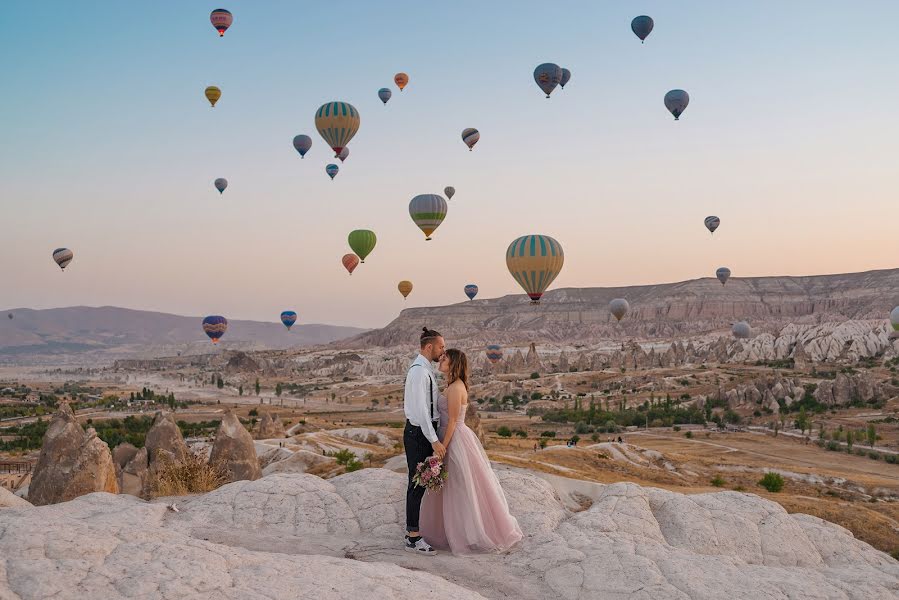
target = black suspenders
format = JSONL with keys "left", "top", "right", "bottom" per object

{"left": 408, "top": 363, "right": 435, "bottom": 422}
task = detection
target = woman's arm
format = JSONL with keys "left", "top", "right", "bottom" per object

{"left": 441, "top": 384, "right": 464, "bottom": 448}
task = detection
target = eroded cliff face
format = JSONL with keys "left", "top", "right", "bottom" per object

{"left": 348, "top": 269, "right": 899, "bottom": 347}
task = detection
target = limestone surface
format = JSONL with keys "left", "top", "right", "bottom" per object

{"left": 1, "top": 467, "right": 896, "bottom": 599}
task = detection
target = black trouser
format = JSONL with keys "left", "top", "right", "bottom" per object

{"left": 404, "top": 419, "right": 437, "bottom": 531}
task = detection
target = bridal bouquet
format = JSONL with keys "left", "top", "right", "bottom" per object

{"left": 412, "top": 455, "right": 448, "bottom": 491}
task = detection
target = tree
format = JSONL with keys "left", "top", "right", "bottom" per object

{"left": 216, "top": 376, "right": 224, "bottom": 389}
{"left": 275, "top": 383, "right": 283, "bottom": 397}
{"left": 867, "top": 424, "right": 876, "bottom": 447}
{"left": 497, "top": 426, "right": 512, "bottom": 438}
{"left": 846, "top": 430, "right": 854, "bottom": 453}
{"left": 238, "top": 385, "right": 243, "bottom": 396}
{"left": 254, "top": 378, "right": 260, "bottom": 396}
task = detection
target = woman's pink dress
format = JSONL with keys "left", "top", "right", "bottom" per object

{"left": 419, "top": 393, "right": 523, "bottom": 554}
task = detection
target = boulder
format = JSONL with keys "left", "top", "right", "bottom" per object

{"left": 144, "top": 411, "right": 188, "bottom": 465}
{"left": 262, "top": 450, "right": 337, "bottom": 476}
{"left": 465, "top": 402, "right": 488, "bottom": 448}
{"left": 112, "top": 443, "right": 139, "bottom": 469}
{"left": 28, "top": 404, "right": 119, "bottom": 506}
{"left": 120, "top": 446, "right": 149, "bottom": 498}
{"left": 209, "top": 410, "right": 261, "bottom": 481}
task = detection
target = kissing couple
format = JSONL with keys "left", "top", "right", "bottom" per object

{"left": 402, "top": 327, "right": 523, "bottom": 555}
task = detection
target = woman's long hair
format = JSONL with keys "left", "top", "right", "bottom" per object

{"left": 445, "top": 348, "right": 470, "bottom": 390}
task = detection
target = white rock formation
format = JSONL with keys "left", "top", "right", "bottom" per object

{"left": 0, "top": 468, "right": 896, "bottom": 599}
{"left": 0, "top": 487, "right": 32, "bottom": 509}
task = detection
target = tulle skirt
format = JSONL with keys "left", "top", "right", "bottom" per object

{"left": 419, "top": 424, "right": 523, "bottom": 554}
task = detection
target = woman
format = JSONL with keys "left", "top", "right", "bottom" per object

{"left": 418, "top": 349, "right": 523, "bottom": 554}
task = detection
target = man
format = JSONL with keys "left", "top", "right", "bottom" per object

{"left": 403, "top": 326, "right": 446, "bottom": 555}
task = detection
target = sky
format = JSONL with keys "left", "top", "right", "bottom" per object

{"left": 2, "top": 1, "right": 899, "bottom": 329}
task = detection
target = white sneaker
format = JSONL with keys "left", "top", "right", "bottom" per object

{"left": 404, "top": 535, "right": 437, "bottom": 556}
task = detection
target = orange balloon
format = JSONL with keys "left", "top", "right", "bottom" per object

{"left": 397, "top": 280, "right": 413, "bottom": 299}
{"left": 342, "top": 254, "right": 360, "bottom": 275}
{"left": 394, "top": 72, "right": 409, "bottom": 91}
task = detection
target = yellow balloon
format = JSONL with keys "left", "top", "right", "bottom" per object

{"left": 205, "top": 86, "right": 221, "bottom": 107}
{"left": 398, "top": 280, "right": 413, "bottom": 299}
{"left": 394, "top": 72, "right": 409, "bottom": 90}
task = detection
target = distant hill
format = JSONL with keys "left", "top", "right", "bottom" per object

{"left": 350, "top": 268, "right": 899, "bottom": 347}
{"left": 0, "top": 306, "right": 367, "bottom": 363}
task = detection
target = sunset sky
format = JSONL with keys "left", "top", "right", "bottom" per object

{"left": 2, "top": 1, "right": 898, "bottom": 329}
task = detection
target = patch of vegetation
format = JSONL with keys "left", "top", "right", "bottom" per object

{"left": 684, "top": 431, "right": 693, "bottom": 439}
{"left": 496, "top": 426, "right": 512, "bottom": 438}
{"left": 530, "top": 372, "right": 540, "bottom": 379}
{"left": 540, "top": 431, "right": 556, "bottom": 438}
{"left": 758, "top": 472, "right": 785, "bottom": 493}
{"left": 710, "top": 475, "right": 726, "bottom": 487}
{"left": 148, "top": 452, "right": 229, "bottom": 499}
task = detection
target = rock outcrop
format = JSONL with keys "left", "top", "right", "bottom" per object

{"left": 0, "top": 487, "right": 31, "bottom": 509}
{"left": 144, "top": 411, "right": 189, "bottom": 464}
{"left": 28, "top": 404, "right": 118, "bottom": 506}
{"left": 1, "top": 468, "right": 896, "bottom": 599}
{"left": 256, "top": 411, "right": 286, "bottom": 439}
{"left": 209, "top": 410, "right": 261, "bottom": 481}
{"left": 119, "top": 446, "right": 149, "bottom": 497}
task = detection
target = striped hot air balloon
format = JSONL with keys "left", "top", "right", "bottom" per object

{"left": 462, "top": 128, "right": 479, "bottom": 151}
{"left": 485, "top": 344, "right": 503, "bottom": 364}
{"left": 408, "top": 194, "right": 448, "bottom": 241}
{"left": 704, "top": 216, "right": 720, "bottom": 234}
{"left": 210, "top": 9, "right": 233, "bottom": 37}
{"left": 348, "top": 230, "right": 376, "bottom": 262}
{"left": 398, "top": 280, "right": 413, "bottom": 299}
{"left": 293, "top": 135, "right": 312, "bottom": 158}
{"left": 505, "top": 235, "right": 564, "bottom": 304}
{"left": 342, "top": 253, "right": 359, "bottom": 275}
{"left": 464, "top": 284, "right": 479, "bottom": 300}
{"left": 560, "top": 68, "right": 571, "bottom": 89}
{"left": 315, "top": 102, "right": 360, "bottom": 157}
{"left": 378, "top": 88, "right": 392, "bottom": 105}
{"left": 202, "top": 315, "right": 228, "bottom": 344}
{"left": 716, "top": 267, "right": 731, "bottom": 285}
{"left": 326, "top": 164, "right": 339, "bottom": 180}
{"left": 280, "top": 311, "right": 297, "bottom": 330}
{"left": 52, "top": 248, "right": 74, "bottom": 270}
{"left": 205, "top": 86, "right": 221, "bottom": 107}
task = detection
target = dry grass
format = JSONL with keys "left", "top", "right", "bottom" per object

{"left": 146, "top": 452, "right": 229, "bottom": 498}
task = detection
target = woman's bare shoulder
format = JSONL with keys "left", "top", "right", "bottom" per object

{"left": 447, "top": 380, "right": 468, "bottom": 399}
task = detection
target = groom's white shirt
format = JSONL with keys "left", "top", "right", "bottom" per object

{"left": 404, "top": 353, "right": 439, "bottom": 443}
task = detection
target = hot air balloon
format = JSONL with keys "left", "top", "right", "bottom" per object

{"left": 348, "top": 230, "right": 376, "bottom": 263}
{"left": 890, "top": 306, "right": 899, "bottom": 331}
{"left": 210, "top": 9, "right": 233, "bottom": 37}
{"left": 533, "top": 63, "right": 563, "bottom": 98}
{"left": 664, "top": 90, "right": 690, "bottom": 120}
{"left": 409, "top": 194, "right": 448, "bottom": 241}
{"left": 716, "top": 267, "right": 731, "bottom": 285}
{"left": 560, "top": 68, "right": 571, "bottom": 89}
{"left": 326, "top": 164, "right": 339, "bottom": 180}
{"left": 464, "top": 284, "right": 479, "bottom": 301}
{"left": 704, "top": 216, "right": 720, "bottom": 234}
{"left": 337, "top": 147, "right": 349, "bottom": 163}
{"left": 398, "top": 280, "right": 413, "bottom": 299}
{"left": 394, "top": 72, "right": 409, "bottom": 91}
{"left": 52, "top": 248, "right": 73, "bottom": 270}
{"left": 205, "top": 86, "right": 221, "bottom": 107}
{"left": 631, "top": 15, "right": 654, "bottom": 42}
{"left": 485, "top": 344, "right": 503, "bottom": 364}
{"left": 202, "top": 315, "right": 228, "bottom": 344}
{"left": 214, "top": 178, "right": 228, "bottom": 194}
{"left": 315, "top": 102, "right": 360, "bottom": 157}
{"left": 732, "top": 321, "right": 751, "bottom": 339}
{"left": 462, "top": 128, "right": 479, "bottom": 151}
{"left": 342, "top": 253, "right": 360, "bottom": 275}
{"left": 378, "top": 88, "right": 392, "bottom": 105}
{"left": 444, "top": 186, "right": 455, "bottom": 200}
{"left": 505, "top": 235, "right": 564, "bottom": 304}
{"left": 609, "top": 298, "right": 630, "bottom": 322}
{"left": 280, "top": 311, "right": 297, "bottom": 330}
{"left": 293, "top": 135, "right": 312, "bottom": 158}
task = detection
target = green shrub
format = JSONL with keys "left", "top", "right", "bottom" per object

{"left": 570, "top": 435, "right": 581, "bottom": 445}
{"left": 531, "top": 392, "right": 543, "bottom": 400}
{"left": 758, "top": 472, "right": 784, "bottom": 493}
{"left": 530, "top": 372, "right": 540, "bottom": 379}
{"left": 867, "top": 451, "right": 881, "bottom": 461}
{"left": 540, "top": 431, "right": 556, "bottom": 438}
{"left": 826, "top": 440, "right": 840, "bottom": 452}
{"left": 496, "top": 426, "right": 512, "bottom": 437}
{"left": 710, "top": 475, "right": 726, "bottom": 487}
{"left": 514, "top": 429, "right": 527, "bottom": 438}
{"left": 538, "top": 438, "right": 548, "bottom": 449}
{"left": 673, "top": 425, "right": 681, "bottom": 432}
{"left": 684, "top": 431, "right": 693, "bottom": 439}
